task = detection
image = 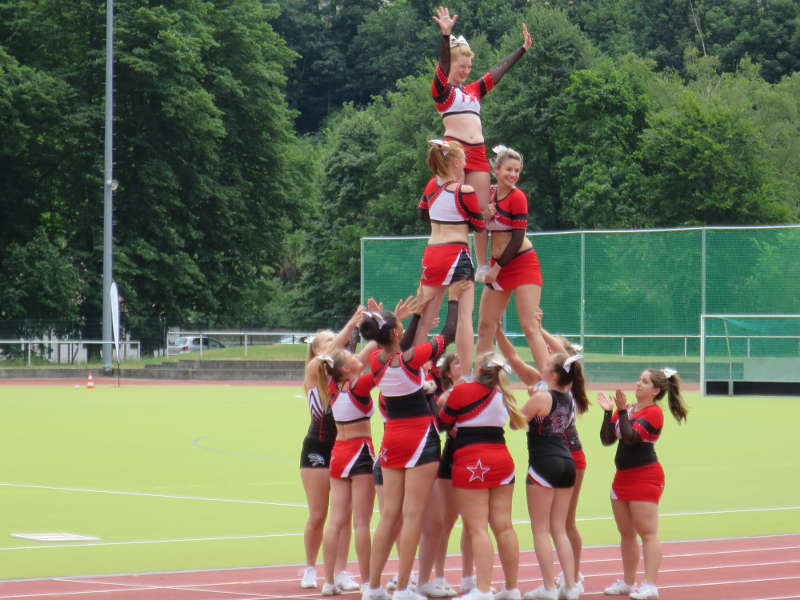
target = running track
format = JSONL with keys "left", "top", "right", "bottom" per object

{"left": 0, "top": 534, "right": 797, "bottom": 599}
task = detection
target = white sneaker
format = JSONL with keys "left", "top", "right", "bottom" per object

{"left": 322, "top": 582, "right": 342, "bottom": 596}
{"left": 301, "top": 565, "right": 318, "bottom": 589}
{"left": 555, "top": 573, "right": 584, "bottom": 597}
{"left": 391, "top": 589, "right": 426, "bottom": 600}
{"left": 495, "top": 587, "right": 523, "bottom": 600}
{"left": 386, "top": 576, "right": 399, "bottom": 592}
{"left": 363, "top": 587, "right": 390, "bottom": 600}
{"left": 459, "top": 588, "right": 494, "bottom": 600}
{"left": 335, "top": 571, "right": 361, "bottom": 591}
{"left": 603, "top": 580, "right": 635, "bottom": 596}
{"left": 460, "top": 576, "right": 477, "bottom": 594}
{"left": 523, "top": 585, "right": 558, "bottom": 600}
{"left": 630, "top": 583, "right": 659, "bottom": 599}
{"left": 558, "top": 584, "right": 581, "bottom": 600}
{"left": 418, "top": 579, "right": 456, "bottom": 598}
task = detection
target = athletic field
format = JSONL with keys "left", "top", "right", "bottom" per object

{"left": 0, "top": 380, "right": 797, "bottom": 598}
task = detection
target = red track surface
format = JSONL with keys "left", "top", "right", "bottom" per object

{"left": 0, "top": 534, "right": 796, "bottom": 599}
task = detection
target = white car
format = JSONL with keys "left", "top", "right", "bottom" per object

{"left": 167, "top": 336, "right": 225, "bottom": 355}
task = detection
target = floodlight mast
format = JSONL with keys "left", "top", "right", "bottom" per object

{"left": 102, "top": 0, "right": 114, "bottom": 374}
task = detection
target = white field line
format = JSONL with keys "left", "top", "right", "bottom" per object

{"left": 0, "top": 482, "right": 305, "bottom": 508}
{"left": 3, "top": 481, "right": 798, "bottom": 521}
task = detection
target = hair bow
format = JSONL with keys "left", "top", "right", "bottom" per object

{"left": 449, "top": 34, "right": 469, "bottom": 49}
{"left": 492, "top": 144, "right": 509, "bottom": 156}
{"left": 436, "top": 355, "right": 447, "bottom": 370}
{"left": 563, "top": 353, "right": 584, "bottom": 373}
{"left": 317, "top": 354, "right": 334, "bottom": 368}
{"left": 662, "top": 367, "right": 677, "bottom": 379}
{"left": 303, "top": 335, "right": 315, "bottom": 344}
{"left": 571, "top": 343, "right": 584, "bottom": 352}
{"left": 427, "top": 138, "right": 451, "bottom": 156}
{"left": 487, "top": 356, "right": 512, "bottom": 374}
{"left": 363, "top": 310, "right": 387, "bottom": 329}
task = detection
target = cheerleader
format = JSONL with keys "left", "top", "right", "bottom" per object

{"left": 438, "top": 353, "right": 528, "bottom": 600}
{"left": 320, "top": 348, "right": 378, "bottom": 595}
{"left": 361, "top": 282, "right": 468, "bottom": 600}
{"left": 598, "top": 369, "right": 688, "bottom": 600}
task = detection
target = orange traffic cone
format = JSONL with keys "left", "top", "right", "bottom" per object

{"left": 87, "top": 371, "right": 95, "bottom": 389}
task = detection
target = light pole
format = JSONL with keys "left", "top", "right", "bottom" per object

{"left": 102, "top": 0, "right": 115, "bottom": 374}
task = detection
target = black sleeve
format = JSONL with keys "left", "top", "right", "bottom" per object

{"left": 617, "top": 411, "right": 642, "bottom": 445}
{"left": 418, "top": 207, "right": 430, "bottom": 222}
{"left": 439, "top": 300, "right": 459, "bottom": 347}
{"left": 400, "top": 314, "right": 421, "bottom": 352}
{"left": 495, "top": 229, "right": 525, "bottom": 267}
{"left": 439, "top": 34, "right": 451, "bottom": 77}
{"left": 600, "top": 410, "right": 616, "bottom": 446}
{"left": 488, "top": 46, "right": 526, "bottom": 85}
{"left": 345, "top": 326, "right": 360, "bottom": 352}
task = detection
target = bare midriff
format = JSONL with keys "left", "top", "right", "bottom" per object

{"left": 336, "top": 419, "right": 372, "bottom": 441}
{"left": 443, "top": 113, "right": 484, "bottom": 144}
{"left": 429, "top": 221, "right": 470, "bottom": 245}
{"left": 490, "top": 229, "right": 532, "bottom": 259}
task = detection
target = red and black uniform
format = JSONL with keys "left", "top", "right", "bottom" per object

{"left": 329, "top": 374, "right": 377, "bottom": 479}
{"left": 430, "top": 34, "right": 526, "bottom": 173}
{"left": 370, "top": 301, "right": 458, "bottom": 470}
{"left": 526, "top": 390, "right": 576, "bottom": 488}
{"left": 418, "top": 178, "right": 485, "bottom": 286}
{"left": 486, "top": 185, "right": 542, "bottom": 291}
{"left": 438, "top": 381, "right": 515, "bottom": 489}
{"left": 300, "top": 383, "right": 337, "bottom": 469}
{"left": 601, "top": 403, "right": 665, "bottom": 503}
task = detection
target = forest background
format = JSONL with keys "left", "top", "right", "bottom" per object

{"left": 2, "top": 0, "right": 799, "bottom": 354}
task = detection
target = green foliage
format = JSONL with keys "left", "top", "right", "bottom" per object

{"left": 0, "top": 227, "right": 83, "bottom": 338}
{"left": 637, "top": 92, "right": 790, "bottom": 226}
{"left": 553, "top": 63, "right": 650, "bottom": 228}
{"left": 485, "top": 4, "right": 598, "bottom": 229}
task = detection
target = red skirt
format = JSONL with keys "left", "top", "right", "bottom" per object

{"left": 611, "top": 462, "right": 665, "bottom": 503}
{"left": 379, "top": 417, "right": 441, "bottom": 469}
{"left": 571, "top": 449, "right": 587, "bottom": 470}
{"left": 330, "top": 437, "right": 375, "bottom": 479}
{"left": 451, "top": 442, "right": 515, "bottom": 489}
{"left": 487, "top": 248, "right": 542, "bottom": 291}
{"left": 444, "top": 136, "right": 489, "bottom": 173}
{"left": 420, "top": 242, "right": 474, "bottom": 287}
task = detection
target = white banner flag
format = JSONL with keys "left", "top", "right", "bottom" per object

{"left": 109, "top": 281, "right": 120, "bottom": 361}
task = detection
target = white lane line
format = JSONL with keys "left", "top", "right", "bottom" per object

{"left": 0, "top": 482, "right": 304, "bottom": 508}
{"left": 0, "top": 532, "right": 301, "bottom": 552}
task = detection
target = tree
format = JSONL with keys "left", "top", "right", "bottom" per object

{"left": 484, "top": 4, "right": 598, "bottom": 230}
{"left": 637, "top": 93, "right": 790, "bottom": 226}
{"left": 553, "top": 62, "right": 650, "bottom": 228}
{"left": 296, "top": 104, "right": 386, "bottom": 327}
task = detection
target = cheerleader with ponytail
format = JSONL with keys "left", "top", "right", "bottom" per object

{"left": 598, "top": 368, "right": 687, "bottom": 600}
{"left": 437, "top": 353, "right": 527, "bottom": 600}
{"left": 299, "top": 306, "right": 373, "bottom": 592}
{"left": 520, "top": 353, "right": 588, "bottom": 600}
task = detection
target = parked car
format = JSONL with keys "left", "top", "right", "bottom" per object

{"left": 167, "top": 336, "right": 225, "bottom": 355}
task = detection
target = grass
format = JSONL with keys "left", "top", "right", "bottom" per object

{"left": 0, "top": 383, "right": 797, "bottom": 580}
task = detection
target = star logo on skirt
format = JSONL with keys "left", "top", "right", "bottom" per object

{"left": 466, "top": 458, "right": 491, "bottom": 482}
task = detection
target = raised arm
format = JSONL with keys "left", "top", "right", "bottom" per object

{"left": 433, "top": 6, "right": 458, "bottom": 76}
{"left": 332, "top": 305, "right": 365, "bottom": 349}
{"left": 488, "top": 23, "right": 532, "bottom": 84}
{"left": 597, "top": 391, "right": 617, "bottom": 446}
{"left": 496, "top": 325, "right": 540, "bottom": 387}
